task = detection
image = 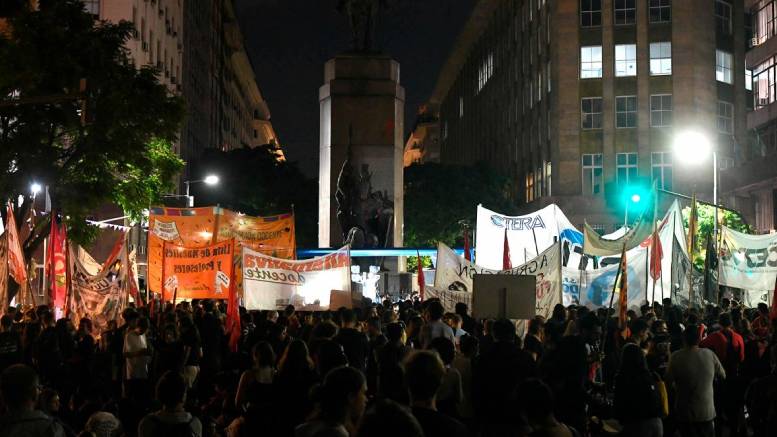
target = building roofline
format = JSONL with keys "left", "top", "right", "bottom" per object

{"left": 428, "top": 0, "right": 503, "bottom": 107}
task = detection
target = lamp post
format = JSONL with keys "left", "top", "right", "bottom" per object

{"left": 673, "top": 130, "right": 717, "bottom": 245}
{"left": 183, "top": 174, "right": 219, "bottom": 207}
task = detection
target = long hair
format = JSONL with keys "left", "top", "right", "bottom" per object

{"left": 278, "top": 339, "right": 313, "bottom": 375}
{"left": 618, "top": 343, "right": 648, "bottom": 376}
{"left": 311, "top": 366, "right": 365, "bottom": 425}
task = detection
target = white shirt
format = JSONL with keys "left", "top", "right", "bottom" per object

{"left": 124, "top": 330, "right": 150, "bottom": 379}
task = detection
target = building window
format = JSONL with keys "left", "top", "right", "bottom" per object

{"left": 580, "top": 46, "right": 603, "bottom": 78}
{"left": 83, "top": 0, "right": 99, "bottom": 15}
{"left": 615, "top": 44, "right": 637, "bottom": 77}
{"left": 526, "top": 172, "right": 535, "bottom": 202}
{"left": 614, "top": 0, "right": 636, "bottom": 25}
{"left": 715, "top": 0, "right": 732, "bottom": 35}
{"left": 459, "top": 97, "right": 464, "bottom": 118}
{"left": 616, "top": 96, "right": 637, "bottom": 128}
{"left": 755, "top": 1, "right": 776, "bottom": 45}
{"left": 746, "top": 68, "right": 753, "bottom": 91}
{"left": 617, "top": 153, "right": 638, "bottom": 184}
{"left": 545, "top": 162, "right": 552, "bottom": 196}
{"left": 650, "top": 94, "right": 673, "bottom": 127}
{"left": 754, "top": 56, "right": 776, "bottom": 108}
{"left": 582, "top": 154, "right": 603, "bottom": 194}
{"left": 649, "top": 42, "right": 672, "bottom": 75}
{"left": 581, "top": 97, "right": 603, "bottom": 129}
{"left": 717, "top": 101, "right": 734, "bottom": 134}
{"left": 649, "top": 0, "right": 671, "bottom": 23}
{"left": 581, "top": 0, "right": 602, "bottom": 27}
{"left": 536, "top": 166, "right": 543, "bottom": 199}
{"left": 716, "top": 50, "right": 733, "bottom": 84}
{"left": 477, "top": 52, "right": 494, "bottom": 93}
{"left": 651, "top": 152, "right": 673, "bottom": 190}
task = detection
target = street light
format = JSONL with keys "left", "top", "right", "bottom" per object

{"left": 183, "top": 174, "right": 220, "bottom": 207}
{"left": 30, "top": 182, "right": 42, "bottom": 197}
{"left": 672, "top": 130, "right": 718, "bottom": 245}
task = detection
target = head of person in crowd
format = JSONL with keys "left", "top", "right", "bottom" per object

{"left": 340, "top": 309, "right": 358, "bottom": 329}
{"left": 366, "top": 316, "right": 382, "bottom": 338}
{"left": 279, "top": 339, "right": 314, "bottom": 374}
{"left": 684, "top": 324, "right": 701, "bottom": 347}
{"left": 252, "top": 341, "right": 275, "bottom": 370}
{"left": 518, "top": 378, "right": 563, "bottom": 432}
{"left": 652, "top": 319, "right": 668, "bottom": 335}
{"left": 579, "top": 312, "right": 602, "bottom": 345}
{"left": 757, "top": 302, "right": 769, "bottom": 318}
{"left": 404, "top": 350, "right": 445, "bottom": 407}
{"left": 618, "top": 343, "right": 649, "bottom": 377}
{"left": 202, "top": 299, "right": 215, "bottom": 314}
{"left": 38, "top": 388, "right": 60, "bottom": 416}
{"left": 0, "top": 314, "right": 13, "bottom": 333}
{"left": 156, "top": 371, "right": 187, "bottom": 411}
{"left": 385, "top": 322, "right": 405, "bottom": 345}
{"left": 429, "top": 337, "right": 455, "bottom": 366}
{"left": 310, "top": 366, "right": 367, "bottom": 431}
{"left": 721, "top": 298, "right": 731, "bottom": 312}
{"left": 407, "top": 316, "right": 423, "bottom": 336}
{"left": 492, "top": 319, "right": 516, "bottom": 344}
{"left": 1, "top": 364, "right": 41, "bottom": 412}
{"left": 135, "top": 317, "right": 149, "bottom": 336}
{"left": 356, "top": 399, "right": 424, "bottom": 437}
{"left": 460, "top": 334, "right": 479, "bottom": 359}
{"left": 445, "top": 313, "right": 463, "bottom": 332}
{"left": 720, "top": 312, "right": 733, "bottom": 330}
{"left": 425, "top": 300, "right": 445, "bottom": 323}
{"left": 316, "top": 340, "right": 349, "bottom": 377}
{"left": 311, "top": 320, "right": 339, "bottom": 341}
{"left": 630, "top": 319, "right": 650, "bottom": 344}
{"left": 551, "top": 303, "right": 566, "bottom": 321}
{"left": 454, "top": 302, "right": 469, "bottom": 318}
{"left": 527, "top": 316, "right": 545, "bottom": 340}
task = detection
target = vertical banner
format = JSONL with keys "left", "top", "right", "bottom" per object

{"left": 0, "top": 235, "right": 8, "bottom": 314}
{"left": 161, "top": 240, "right": 235, "bottom": 300}
{"left": 47, "top": 218, "right": 68, "bottom": 309}
{"left": 243, "top": 246, "right": 351, "bottom": 311}
{"left": 147, "top": 207, "right": 296, "bottom": 294}
{"left": 5, "top": 202, "right": 26, "bottom": 284}
{"left": 719, "top": 226, "right": 777, "bottom": 291}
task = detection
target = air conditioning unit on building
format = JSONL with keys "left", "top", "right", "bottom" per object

{"left": 759, "top": 98, "right": 770, "bottom": 106}
{"left": 750, "top": 37, "right": 759, "bottom": 48}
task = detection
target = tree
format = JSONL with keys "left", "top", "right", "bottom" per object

{"left": 0, "top": 0, "right": 184, "bottom": 257}
{"left": 404, "top": 162, "right": 517, "bottom": 249}
{"left": 682, "top": 203, "right": 752, "bottom": 269}
{"left": 190, "top": 145, "right": 318, "bottom": 247}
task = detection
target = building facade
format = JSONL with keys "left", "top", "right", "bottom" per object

{"left": 432, "top": 0, "right": 749, "bottom": 231}
{"left": 723, "top": 0, "right": 777, "bottom": 233}
{"left": 403, "top": 106, "right": 440, "bottom": 166}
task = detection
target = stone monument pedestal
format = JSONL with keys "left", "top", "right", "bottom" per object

{"left": 318, "top": 54, "right": 405, "bottom": 251}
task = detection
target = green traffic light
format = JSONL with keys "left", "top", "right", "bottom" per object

{"left": 631, "top": 194, "right": 641, "bottom": 203}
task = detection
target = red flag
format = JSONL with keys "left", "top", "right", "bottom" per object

{"left": 47, "top": 216, "right": 68, "bottom": 308}
{"left": 618, "top": 246, "right": 630, "bottom": 339}
{"left": 226, "top": 241, "right": 241, "bottom": 352}
{"left": 770, "top": 275, "right": 777, "bottom": 321}
{"left": 463, "top": 228, "right": 471, "bottom": 262}
{"left": 5, "top": 202, "right": 26, "bottom": 284}
{"left": 649, "top": 228, "right": 663, "bottom": 281}
{"left": 417, "top": 249, "right": 425, "bottom": 300}
{"left": 502, "top": 228, "right": 512, "bottom": 270}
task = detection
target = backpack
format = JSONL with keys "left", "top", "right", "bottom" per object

{"left": 148, "top": 415, "right": 196, "bottom": 437}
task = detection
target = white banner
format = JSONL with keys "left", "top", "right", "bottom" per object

{"left": 152, "top": 220, "right": 180, "bottom": 241}
{"left": 562, "top": 246, "right": 648, "bottom": 310}
{"left": 243, "top": 246, "right": 351, "bottom": 311}
{"left": 476, "top": 204, "right": 580, "bottom": 270}
{"left": 719, "top": 227, "right": 777, "bottom": 290}
{"left": 434, "top": 242, "right": 561, "bottom": 320}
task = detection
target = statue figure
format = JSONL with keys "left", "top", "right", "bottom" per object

{"left": 337, "top": 0, "right": 387, "bottom": 52}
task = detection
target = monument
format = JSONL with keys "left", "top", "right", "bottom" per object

{"left": 319, "top": 0, "right": 404, "bottom": 251}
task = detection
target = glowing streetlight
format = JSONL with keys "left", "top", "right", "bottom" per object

{"left": 184, "top": 174, "right": 220, "bottom": 207}
{"left": 30, "top": 183, "right": 42, "bottom": 196}
{"left": 204, "top": 175, "right": 219, "bottom": 185}
{"left": 673, "top": 129, "right": 718, "bottom": 250}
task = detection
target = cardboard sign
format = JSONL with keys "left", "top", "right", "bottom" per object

{"left": 472, "top": 274, "right": 536, "bottom": 320}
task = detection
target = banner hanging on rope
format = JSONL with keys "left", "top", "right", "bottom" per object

{"left": 243, "top": 246, "right": 351, "bottom": 311}
{"left": 719, "top": 226, "right": 777, "bottom": 290}
{"left": 161, "top": 240, "right": 234, "bottom": 300}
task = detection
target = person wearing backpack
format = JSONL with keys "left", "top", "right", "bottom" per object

{"left": 700, "top": 313, "right": 745, "bottom": 437}
{"left": 613, "top": 343, "right": 665, "bottom": 437}
{"left": 138, "top": 371, "right": 202, "bottom": 437}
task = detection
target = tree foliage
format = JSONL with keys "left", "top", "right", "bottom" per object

{"left": 0, "top": 0, "right": 184, "bottom": 254}
{"left": 404, "top": 162, "right": 517, "bottom": 248}
{"left": 191, "top": 145, "right": 318, "bottom": 247}
{"left": 682, "top": 203, "right": 752, "bottom": 269}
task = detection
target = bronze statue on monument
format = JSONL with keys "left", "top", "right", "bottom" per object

{"left": 337, "top": 0, "right": 389, "bottom": 52}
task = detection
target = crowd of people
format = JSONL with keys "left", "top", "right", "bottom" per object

{"left": 0, "top": 296, "right": 774, "bottom": 437}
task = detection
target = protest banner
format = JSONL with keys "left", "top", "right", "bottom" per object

{"left": 147, "top": 206, "right": 295, "bottom": 293}
{"left": 719, "top": 226, "right": 777, "bottom": 290}
{"left": 161, "top": 240, "right": 235, "bottom": 300}
{"left": 476, "top": 204, "right": 579, "bottom": 270}
{"left": 434, "top": 242, "right": 561, "bottom": 320}
{"left": 562, "top": 246, "right": 648, "bottom": 310}
{"left": 243, "top": 246, "right": 351, "bottom": 311}
{"left": 69, "top": 237, "right": 132, "bottom": 334}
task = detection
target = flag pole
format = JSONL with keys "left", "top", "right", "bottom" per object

{"left": 601, "top": 243, "right": 626, "bottom": 358}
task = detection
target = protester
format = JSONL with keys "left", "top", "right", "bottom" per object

{"left": 294, "top": 366, "right": 367, "bottom": 437}
{"left": 613, "top": 343, "right": 664, "bottom": 437}
{"left": 137, "top": 371, "right": 202, "bottom": 437}
{"left": 0, "top": 364, "right": 65, "bottom": 436}
{"left": 518, "top": 378, "right": 578, "bottom": 437}
{"left": 333, "top": 309, "right": 370, "bottom": 373}
{"left": 419, "top": 300, "right": 455, "bottom": 348}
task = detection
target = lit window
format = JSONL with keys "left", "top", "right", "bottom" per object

{"left": 755, "top": 1, "right": 776, "bottom": 45}
{"left": 582, "top": 154, "right": 603, "bottom": 194}
{"left": 617, "top": 153, "right": 638, "bottom": 184}
{"left": 716, "top": 50, "right": 733, "bottom": 84}
{"left": 545, "top": 162, "right": 552, "bottom": 196}
{"left": 649, "top": 42, "right": 672, "bottom": 75}
{"left": 581, "top": 0, "right": 602, "bottom": 27}
{"left": 717, "top": 101, "right": 734, "bottom": 134}
{"left": 581, "top": 97, "right": 603, "bottom": 129}
{"left": 651, "top": 152, "right": 673, "bottom": 190}
{"left": 649, "top": 0, "right": 671, "bottom": 23}
{"left": 459, "top": 97, "right": 464, "bottom": 118}
{"left": 746, "top": 68, "right": 753, "bottom": 91}
{"left": 581, "top": 46, "right": 603, "bottom": 78}
{"left": 715, "top": 0, "right": 732, "bottom": 35}
{"left": 615, "top": 44, "right": 637, "bottom": 77}
{"left": 477, "top": 53, "right": 494, "bottom": 94}
{"left": 753, "top": 56, "right": 775, "bottom": 108}
{"left": 616, "top": 96, "right": 637, "bottom": 128}
{"left": 614, "top": 0, "right": 636, "bottom": 25}
{"left": 526, "top": 172, "right": 535, "bottom": 202}
{"left": 83, "top": 0, "right": 99, "bottom": 15}
{"left": 650, "top": 94, "right": 673, "bottom": 127}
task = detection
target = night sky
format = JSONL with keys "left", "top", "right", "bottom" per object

{"left": 235, "top": 0, "right": 476, "bottom": 177}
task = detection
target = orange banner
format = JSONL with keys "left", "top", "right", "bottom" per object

{"left": 147, "top": 207, "right": 295, "bottom": 294}
{"left": 162, "top": 240, "right": 234, "bottom": 300}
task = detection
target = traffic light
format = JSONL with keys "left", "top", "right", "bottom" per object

{"left": 605, "top": 177, "right": 652, "bottom": 225}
